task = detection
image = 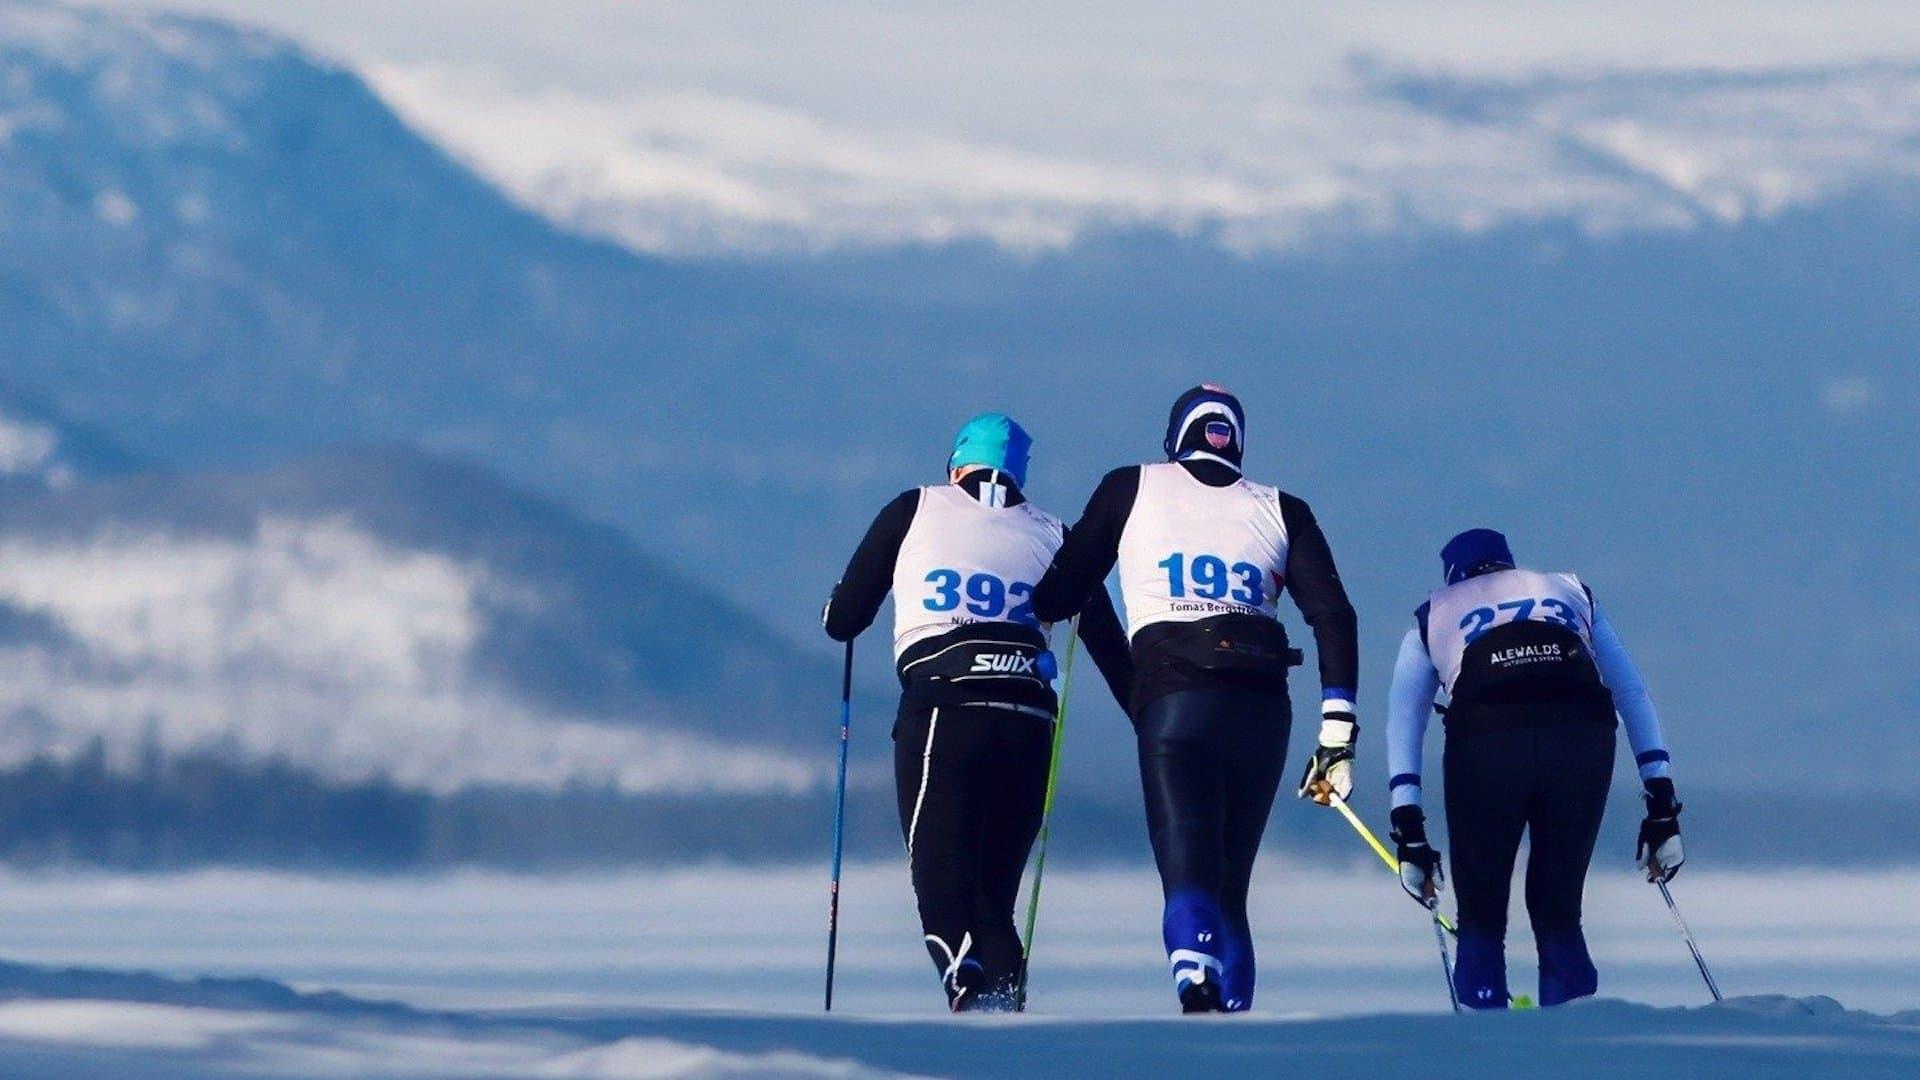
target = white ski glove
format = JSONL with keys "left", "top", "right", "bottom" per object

{"left": 1297, "top": 715, "right": 1356, "bottom": 806}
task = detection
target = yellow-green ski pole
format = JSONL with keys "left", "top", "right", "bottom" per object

{"left": 1327, "top": 791, "right": 1456, "bottom": 935}
{"left": 1014, "top": 618, "right": 1077, "bottom": 1012}
{"left": 1327, "top": 791, "right": 1460, "bottom": 1012}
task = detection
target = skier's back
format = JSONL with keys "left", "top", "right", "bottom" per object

{"left": 823, "top": 412, "right": 1130, "bottom": 1011}
{"left": 1385, "top": 528, "right": 1685, "bottom": 1009}
{"left": 1031, "top": 384, "right": 1360, "bottom": 1013}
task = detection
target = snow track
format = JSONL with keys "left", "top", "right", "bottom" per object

{"left": 0, "top": 962, "right": 1913, "bottom": 1079}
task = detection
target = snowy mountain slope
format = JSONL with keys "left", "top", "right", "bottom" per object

{"left": 373, "top": 48, "right": 1920, "bottom": 256}
{"left": 0, "top": 0, "right": 790, "bottom": 465}
{"left": 147, "top": 0, "right": 1920, "bottom": 256}
{"left": 0, "top": 448, "right": 832, "bottom": 797}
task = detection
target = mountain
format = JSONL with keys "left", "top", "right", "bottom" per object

{"left": 0, "top": 0, "right": 1914, "bottom": 815}
{"left": 352, "top": 3, "right": 1920, "bottom": 258}
{"left": 0, "top": 446, "right": 838, "bottom": 797}
{"left": 0, "top": 432, "right": 919, "bottom": 867}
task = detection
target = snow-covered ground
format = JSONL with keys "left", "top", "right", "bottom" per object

{"left": 0, "top": 862, "right": 1916, "bottom": 1019}
{"left": 0, "top": 863, "right": 1915, "bottom": 1074}
{"left": 0, "top": 981, "right": 1915, "bottom": 1079}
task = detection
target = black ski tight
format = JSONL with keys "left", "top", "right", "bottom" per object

{"left": 1135, "top": 686, "right": 1291, "bottom": 1011}
{"left": 893, "top": 702, "right": 1053, "bottom": 1003}
{"left": 1443, "top": 708, "right": 1616, "bottom": 1008}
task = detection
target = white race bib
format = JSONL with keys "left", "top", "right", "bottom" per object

{"left": 890, "top": 485, "right": 1064, "bottom": 659}
{"left": 1114, "top": 463, "right": 1289, "bottom": 639}
{"left": 1424, "top": 568, "right": 1595, "bottom": 694}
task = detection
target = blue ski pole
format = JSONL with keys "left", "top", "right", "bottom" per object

{"left": 824, "top": 641, "right": 854, "bottom": 1011}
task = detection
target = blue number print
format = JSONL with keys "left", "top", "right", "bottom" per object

{"left": 925, "top": 569, "right": 1035, "bottom": 622}
{"left": 1008, "top": 582, "right": 1037, "bottom": 624}
{"left": 1160, "top": 552, "right": 1267, "bottom": 606}
{"left": 965, "top": 573, "right": 1006, "bottom": 617}
{"left": 1159, "top": 553, "right": 1186, "bottom": 598}
{"left": 924, "top": 569, "right": 962, "bottom": 612}
{"left": 1540, "top": 598, "right": 1581, "bottom": 630}
{"left": 1464, "top": 597, "right": 1583, "bottom": 642}
{"left": 1230, "top": 562, "right": 1265, "bottom": 605}
{"left": 1497, "top": 599, "right": 1537, "bottom": 623}
{"left": 1192, "top": 555, "right": 1229, "bottom": 599}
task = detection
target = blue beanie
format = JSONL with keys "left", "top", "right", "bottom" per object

{"left": 1442, "top": 529, "right": 1515, "bottom": 585}
{"left": 948, "top": 412, "right": 1032, "bottom": 488}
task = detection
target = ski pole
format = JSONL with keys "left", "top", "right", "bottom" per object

{"left": 824, "top": 641, "right": 854, "bottom": 1012}
{"left": 1325, "top": 792, "right": 1460, "bottom": 1012}
{"left": 1326, "top": 792, "right": 1457, "bottom": 936}
{"left": 1430, "top": 902, "right": 1460, "bottom": 1013}
{"left": 1015, "top": 619, "right": 1078, "bottom": 1012}
{"left": 1657, "top": 878, "right": 1723, "bottom": 1003}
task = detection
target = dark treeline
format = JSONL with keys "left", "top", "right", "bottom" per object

{"left": 0, "top": 739, "right": 1153, "bottom": 871}
{"left": 0, "top": 742, "right": 1910, "bottom": 871}
{"left": 0, "top": 741, "right": 861, "bottom": 870}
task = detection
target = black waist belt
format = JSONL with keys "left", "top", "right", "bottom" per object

{"left": 964, "top": 701, "right": 1056, "bottom": 721}
{"left": 900, "top": 637, "right": 1048, "bottom": 687}
{"left": 897, "top": 635, "right": 1056, "bottom": 717}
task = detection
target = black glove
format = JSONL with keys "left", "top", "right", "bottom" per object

{"left": 1390, "top": 804, "right": 1444, "bottom": 906}
{"left": 1636, "top": 777, "right": 1685, "bottom": 883}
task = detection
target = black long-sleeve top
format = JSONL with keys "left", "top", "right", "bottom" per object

{"left": 1031, "top": 460, "right": 1358, "bottom": 714}
{"left": 824, "top": 472, "right": 1134, "bottom": 713}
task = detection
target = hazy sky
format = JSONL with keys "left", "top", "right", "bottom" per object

{"left": 82, "top": 3, "right": 1920, "bottom": 251}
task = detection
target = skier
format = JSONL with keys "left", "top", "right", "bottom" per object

{"left": 1030, "top": 384, "right": 1359, "bottom": 1013}
{"left": 1385, "top": 528, "right": 1685, "bottom": 1009}
{"left": 823, "top": 412, "right": 1131, "bottom": 1012}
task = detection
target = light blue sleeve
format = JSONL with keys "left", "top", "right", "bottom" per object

{"left": 1386, "top": 628, "right": 1441, "bottom": 810}
{"left": 1590, "top": 605, "right": 1672, "bottom": 781}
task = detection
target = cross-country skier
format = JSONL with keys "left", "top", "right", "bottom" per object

{"left": 1385, "top": 528, "right": 1684, "bottom": 1009}
{"left": 823, "top": 412, "right": 1132, "bottom": 1012}
{"left": 1029, "top": 385, "right": 1359, "bottom": 1013}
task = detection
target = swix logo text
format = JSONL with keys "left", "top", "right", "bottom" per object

{"left": 971, "top": 653, "right": 1038, "bottom": 675}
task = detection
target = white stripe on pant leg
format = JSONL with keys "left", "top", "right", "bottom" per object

{"left": 906, "top": 708, "right": 940, "bottom": 862}
{"left": 1169, "top": 949, "right": 1224, "bottom": 990}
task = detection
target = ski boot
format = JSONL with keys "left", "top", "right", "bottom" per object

{"left": 1179, "top": 972, "right": 1226, "bottom": 1014}
{"left": 945, "top": 959, "right": 989, "bottom": 1012}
